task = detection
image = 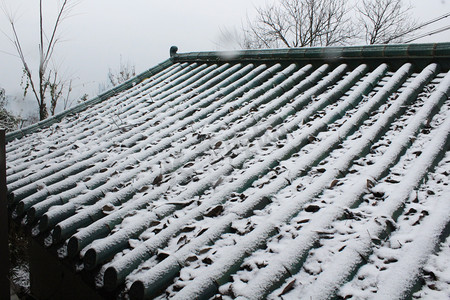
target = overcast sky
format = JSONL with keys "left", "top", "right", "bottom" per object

{"left": 1, "top": 0, "right": 449, "bottom": 117}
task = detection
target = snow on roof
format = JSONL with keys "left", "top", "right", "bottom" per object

{"left": 6, "top": 43, "right": 450, "bottom": 299}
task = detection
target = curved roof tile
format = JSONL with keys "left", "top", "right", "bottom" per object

{"left": 6, "top": 43, "right": 450, "bottom": 300}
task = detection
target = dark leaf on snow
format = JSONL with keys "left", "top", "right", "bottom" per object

{"left": 138, "top": 185, "right": 149, "bottom": 193}
{"left": 102, "top": 204, "right": 115, "bottom": 214}
{"left": 202, "top": 257, "right": 213, "bottom": 265}
{"left": 372, "top": 191, "right": 384, "bottom": 198}
{"left": 156, "top": 250, "right": 170, "bottom": 262}
{"left": 305, "top": 205, "right": 320, "bottom": 213}
{"left": 330, "top": 179, "right": 339, "bottom": 188}
{"left": 199, "top": 247, "right": 212, "bottom": 255}
{"left": 185, "top": 255, "right": 198, "bottom": 263}
{"left": 153, "top": 174, "right": 163, "bottom": 186}
{"left": 181, "top": 226, "right": 196, "bottom": 232}
{"left": 279, "top": 279, "right": 296, "bottom": 296}
{"left": 205, "top": 205, "right": 224, "bottom": 217}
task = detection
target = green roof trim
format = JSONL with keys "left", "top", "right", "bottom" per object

{"left": 5, "top": 58, "right": 175, "bottom": 143}
{"left": 173, "top": 43, "right": 450, "bottom": 62}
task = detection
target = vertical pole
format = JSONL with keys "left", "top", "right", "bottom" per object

{"left": 0, "top": 130, "right": 10, "bottom": 299}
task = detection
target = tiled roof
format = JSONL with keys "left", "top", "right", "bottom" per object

{"left": 6, "top": 43, "right": 450, "bottom": 299}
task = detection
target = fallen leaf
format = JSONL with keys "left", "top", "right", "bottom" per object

{"left": 185, "top": 255, "right": 198, "bottom": 263}
{"left": 297, "top": 219, "right": 310, "bottom": 224}
{"left": 205, "top": 205, "right": 224, "bottom": 217}
{"left": 181, "top": 226, "right": 196, "bottom": 233}
{"left": 385, "top": 178, "right": 400, "bottom": 184}
{"left": 184, "top": 162, "right": 194, "bottom": 168}
{"left": 102, "top": 204, "right": 115, "bottom": 214}
{"left": 366, "top": 179, "right": 375, "bottom": 189}
{"left": 196, "top": 228, "right": 208, "bottom": 237}
{"left": 150, "top": 220, "right": 160, "bottom": 227}
{"left": 330, "top": 179, "right": 339, "bottom": 188}
{"left": 138, "top": 186, "right": 149, "bottom": 193}
{"left": 156, "top": 250, "right": 170, "bottom": 262}
{"left": 153, "top": 174, "right": 163, "bottom": 186}
{"left": 413, "top": 151, "right": 422, "bottom": 157}
{"left": 202, "top": 257, "right": 213, "bottom": 265}
{"left": 199, "top": 247, "right": 212, "bottom": 255}
{"left": 305, "top": 205, "right": 320, "bottom": 213}
{"left": 177, "top": 235, "right": 187, "bottom": 245}
{"left": 279, "top": 279, "right": 296, "bottom": 296}
{"left": 372, "top": 191, "right": 384, "bottom": 198}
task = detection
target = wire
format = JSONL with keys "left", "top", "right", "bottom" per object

{"left": 405, "top": 25, "right": 450, "bottom": 43}
{"left": 388, "top": 12, "right": 450, "bottom": 42}
{"left": 411, "top": 12, "right": 450, "bottom": 32}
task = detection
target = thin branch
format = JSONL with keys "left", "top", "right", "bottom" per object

{"left": 43, "top": 0, "right": 69, "bottom": 65}
{"left": 10, "top": 22, "right": 40, "bottom": 106}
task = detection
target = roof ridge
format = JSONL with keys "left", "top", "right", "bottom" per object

{"left": 173, "top": 42, "right": 450, "bottom": 62}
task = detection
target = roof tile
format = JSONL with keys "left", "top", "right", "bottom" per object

{"left": 6, "top": 43, "right": 450, "bottom": 299}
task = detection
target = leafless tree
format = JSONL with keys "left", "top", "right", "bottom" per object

{"left": 47, "top": 69, "right": 73, "bottom": 115}
{"left": 241, "top": 0, "right": 354, "bottom": 49}
{"left": 357, "top": 0, "right": 417, "bottom": 44}
{"left": 99, "top": 56, "right": 136, "bottom": 93}
{"left": 2, "top": 0, "right": 78, "bottom": 121}
{"left": 107, "top": 56, "right": 136, "bottom": 87}
{"left": 233, "top": 0, "right": 418, "bottom": 49}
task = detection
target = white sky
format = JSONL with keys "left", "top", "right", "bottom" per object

{"left": 0, "top": 0, "right": 449, "bottom": 116}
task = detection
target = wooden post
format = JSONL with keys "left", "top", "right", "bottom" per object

{"left": 0, "top": 130, "right": 10, "bottom": 299}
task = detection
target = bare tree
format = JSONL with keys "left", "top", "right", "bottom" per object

{"left": 357, "top": 0, "right": 417, "bottom": 44}
{"left": 99, "top": 56, "right": 136, "bottom": 93}
{"left": 47, "top": 69, "right": 73, "bottom": 115}
{"left": 2, "top": 0, "right": 78, "bottom": 121}
{"left": 241, "top": 0, "right": 354, "bottom": 49}
{"left": 233, "top": 0, "right": 418, "bottom": 49}
{"left": 107, "top": 56, "right": 136, "bottom": 87}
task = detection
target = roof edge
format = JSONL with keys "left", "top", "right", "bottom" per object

{"left": 6, "top": 59, "right": 175, "bottom": 143}
{"left": 173, "top": 42, "right": 450, "bottom": 62}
